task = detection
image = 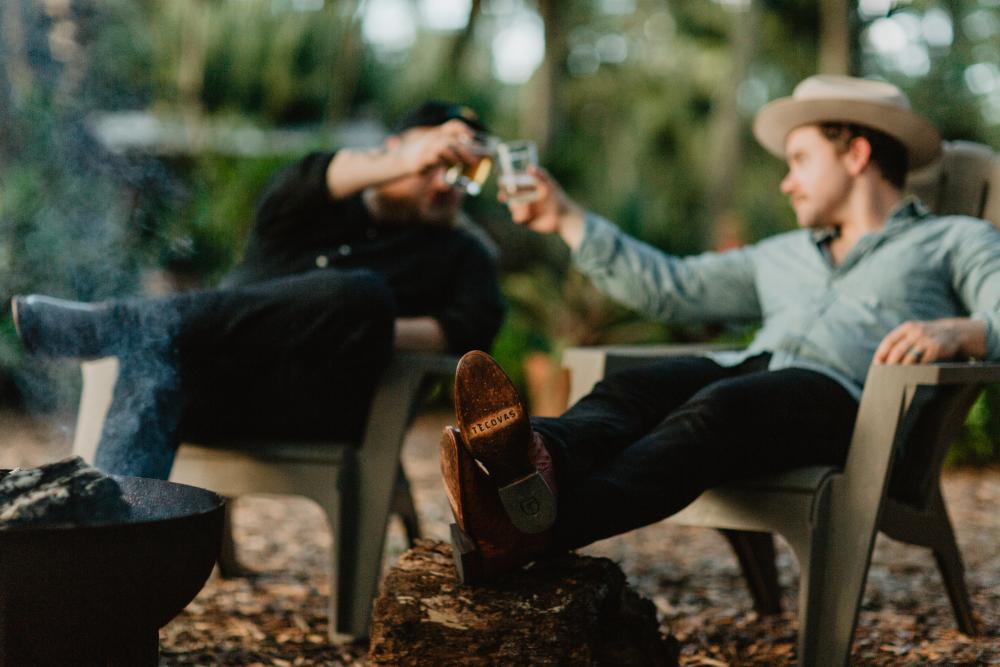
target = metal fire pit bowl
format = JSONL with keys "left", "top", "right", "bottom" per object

{"left": 0, "top": 474, "right": 224, "bottom": 666}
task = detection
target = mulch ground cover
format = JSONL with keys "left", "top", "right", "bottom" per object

{"left": 3, "top": 409, "right": 997, "bottom": 664}
{"left": 156, "top": 413, "right": 1000, "bottom": 665}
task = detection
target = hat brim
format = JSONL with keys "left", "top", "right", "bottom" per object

{"left": 753, "top": 97, "right": 942, "bottom": 169}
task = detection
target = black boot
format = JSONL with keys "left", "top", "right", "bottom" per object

{"left": 11, "top": 295, "right": 116, "bottom": 359}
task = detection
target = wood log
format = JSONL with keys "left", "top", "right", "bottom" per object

{"left": 0, "top": 456, "right": 128, "bottom": 527}
{"left": 369, "top": 539, "right": 679, "bottom": 666}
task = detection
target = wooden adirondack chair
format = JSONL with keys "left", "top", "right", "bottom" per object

{"left": 562, "top": 140, "right": 1000, "bottom": 666}
{"left": 73, "top": 351, "right": 457, "bottom": 639}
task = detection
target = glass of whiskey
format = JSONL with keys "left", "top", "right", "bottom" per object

{"left": 444, "top": 133, "right": 496, "bottom": 196}
{"left": 496, "top": 140, "right": 540, "bottom": 204}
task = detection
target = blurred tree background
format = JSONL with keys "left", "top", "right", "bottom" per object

{"left": 0, "top": 0, "right": 998, "bottom": 461}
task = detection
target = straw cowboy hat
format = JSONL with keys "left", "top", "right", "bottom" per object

{"left": 753, "top": 75, "right": 942, "bottom": 169}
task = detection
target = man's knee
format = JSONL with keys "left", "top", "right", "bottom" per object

{"left": 303, "top": 268, "right": 394, "bottom": 311}
{"left": 669, "top": 380, "right": 747, "bottom": 442}
{"left": 294, "top": 269, "right": 397, "bottom": 335}
{"left": 590, "top": 355, "right": 722, "bottom": 404}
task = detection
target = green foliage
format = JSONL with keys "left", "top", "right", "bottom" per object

{"left": 950, "top": 386, "right": 1000, "bottom": 466}
{"left": 2, "top": 0, "right": 998, "bottom": 460}
{"left": 153, "top": 155, "right": 286, "bottom": 281}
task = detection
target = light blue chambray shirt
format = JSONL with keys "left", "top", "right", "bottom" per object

{"left": 572, "top": 198, "right": 1000, "bottom": 399}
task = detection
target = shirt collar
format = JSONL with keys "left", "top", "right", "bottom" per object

{"left": 809, "top": 226, "right": 839, "bottom": 246}
{"left": 884, "top": 195, "right": 930, "bottom": 228}
{"left": 809, "top": 196, "right": 930, "bottom": 249}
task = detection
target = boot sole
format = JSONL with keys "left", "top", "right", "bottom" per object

{"left": 454, "top": 350, "right": 556, "bottom": 533}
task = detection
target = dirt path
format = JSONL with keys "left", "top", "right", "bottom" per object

{"left": 3, "top": 408, "right": 998, "bottom": 665}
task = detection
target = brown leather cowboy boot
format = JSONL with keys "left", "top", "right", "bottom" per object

{"left": 439, "top": 426, "right": 552, "bottom": 584}
{"left": 452, "top": 350, "right": 556, "bottom": 535}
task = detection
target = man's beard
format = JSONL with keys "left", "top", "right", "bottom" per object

{"left": 364, "top": 189, "right": 458, "bottom": 228}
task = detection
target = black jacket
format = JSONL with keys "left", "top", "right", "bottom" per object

{"left": 225, "top": 152, "right": 504, "bottom": 353}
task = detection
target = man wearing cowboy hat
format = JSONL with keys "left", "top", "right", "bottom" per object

{"left": 437, "top": 75, "right": 1000, "bottom": 581}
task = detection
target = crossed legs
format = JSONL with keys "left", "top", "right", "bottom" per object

{"left": 16, "top": 269, "right": 396, "bottom": 478}
{"left": 444, "top": 351, "right": 859, "bottom": 580}
{"left": 537, "top": 354, "right": 859, "bottom": 549}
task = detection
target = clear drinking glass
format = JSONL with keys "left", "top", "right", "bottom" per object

{"left": 444, "top": 133, "right": 497, "bottom": 196}
{"left": 496, "top": 140, "right": 540, "bottom": 204}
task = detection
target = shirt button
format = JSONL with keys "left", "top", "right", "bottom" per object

{"left": 338, "top": 244, "right": 352, "bottom": 256}
{"left": 315, "top": 255, "right": 329, "bottom": 268}
{"left": 366, "top": 228, "right": 377, "bottom": 240}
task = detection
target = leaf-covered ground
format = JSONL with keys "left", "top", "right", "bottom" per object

{"left": 3, "top": 410, "right": 998, "bottom": 665}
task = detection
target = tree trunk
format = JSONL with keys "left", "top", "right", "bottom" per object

{"left": 521, "top": 0, "right": 566, "bottom": 154}
{"left": 177, "top": 0, "right": 206, "bottom": 141}
{"left": 446, "top": 0, "right": 482, "bottom": 80}
{"left": 1, "top": 0, "right": 33, "bottom": 112}
{"left": 369, "top": 539, "right": 679, "bottom": 666}
{"left": 703, "top": 0, "right": 759, "bottom": 248}
{"left": 326, "top": 2, "right": 364, "bottom": 123}
{"left": 819, "top": 0, "right": 850, "bottom": 75}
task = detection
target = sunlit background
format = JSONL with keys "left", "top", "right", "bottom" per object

{"left": 1, "top": 0, "right": 999, "bottom": 460}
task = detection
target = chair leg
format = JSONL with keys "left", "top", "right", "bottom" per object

{"left": 785, "top": 528, "right": 860, "bottom": 667}
{"left": 392, "top": 468, "right": 422, "bottom": 546}
{"left": 801, "top": 508, "right": 881, "bottom": 667}
{"left": 333, "top": 449, "right": 360, "bottom": 639}
{"left": 887, "top": 494, "right": 980, "bottom": 635}
{"left": 216, "top": 497, "right": 257, "bottom": 579}
{"left": 926, "top": 495, "right": 979, "bottom": 635}
{"left": 719, "top": 529, "right": 782, "bottom": 615}
{"left": 934, "top": 545, "right": 979, "bottom": 635}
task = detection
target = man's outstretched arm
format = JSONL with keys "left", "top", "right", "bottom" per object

{"left": 503, "top": 167, "right": 761, "bottom": 324}
{"left": 326, "top": 120, "right": 476, "bottom": 199}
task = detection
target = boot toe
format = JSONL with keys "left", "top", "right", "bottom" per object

{"left": 11, "top": 295, "right": 108, "bottom": 359}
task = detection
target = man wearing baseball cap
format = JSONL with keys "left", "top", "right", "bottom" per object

{"left": 440, "top": 76, "right": 1000, "bottom": 580}
{"left": 12, "top": 101, "right": 504, "bottom": 481}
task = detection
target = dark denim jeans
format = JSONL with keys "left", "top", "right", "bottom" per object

{"left": 532, "top": 353, "right": 859, "bottom": 550}
{"left": 94, "top": 269, "right": 396, "bottom": 479}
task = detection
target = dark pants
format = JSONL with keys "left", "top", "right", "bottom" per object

{"left": 532, "top": 353, "right": 859, "bottom": 550}
{"left": 93, "top": 269, "right": 396, "bottom": 479}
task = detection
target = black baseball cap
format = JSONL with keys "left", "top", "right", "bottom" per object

{"left": 392, "top": 100, "right": 488, "bottom": 134}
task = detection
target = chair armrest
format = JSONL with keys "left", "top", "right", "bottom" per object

{"left": 374, "top": 352, "right": 459, "bottom": 410}
{"left": 562, "top": 344, "right": 740, "bottom": 405}
{"left": 74, "top": 353, "right": 459, "bottom": 465}
{"left": 391, "top": 352, "right": 460, "bottom": 379}
{"left": 829, "top": 360, "right": 1000, "bottom": 570}
{"left": 359, "top": 352, "right": 459, "bottom": 453}
{"left": 862, "top": 360, "right": 1000, "bottom": 387}
{"left": 823, "top": 361, "right": 1000, "bottom": 495}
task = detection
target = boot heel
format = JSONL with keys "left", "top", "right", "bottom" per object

{"left": 498, "top": 471, "right": 556, "bottom": 534}
{"left": 450, "top": 523, "right": 484, "bottom": 584}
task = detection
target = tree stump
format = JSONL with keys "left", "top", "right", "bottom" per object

{"left": 369, "top": 539, "right": 679, "bottom": 666}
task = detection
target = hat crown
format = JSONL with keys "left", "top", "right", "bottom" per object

{"left": 793, "top": 75, "right": 912, "bottom": 111}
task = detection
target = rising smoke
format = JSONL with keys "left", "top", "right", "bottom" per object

{"left": 1, "top": 0, "right": 190, "bottom": 469}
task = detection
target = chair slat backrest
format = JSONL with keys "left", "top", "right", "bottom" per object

{"left": 892, "top": 141, "right": 1000, "bottom": 508}
{"left": 906, "top": 140, "right": 1000, "bottom": 226}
